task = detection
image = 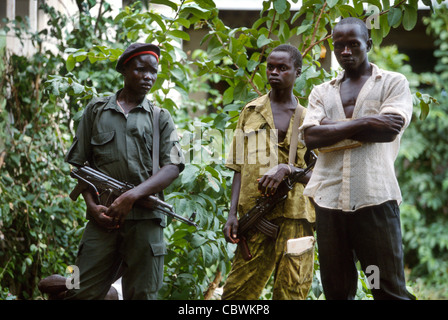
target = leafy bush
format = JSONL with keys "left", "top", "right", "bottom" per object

{"left": 368, "top": 4, "right": 448, "bottom": 299}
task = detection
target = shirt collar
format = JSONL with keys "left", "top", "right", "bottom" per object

{"left": 245, "top": 92, "right": 301, "bottom": 146}
{"left": 330, "top": 63, "right": 383, "bottom": 87}
{"left": 247, "top": 93, "right": 275, "bottom": 130}
{"left": 103, "top": 90, "right": 153, "bottom": 113}
{"left": 248, "top": 93, "right": 270, "bottom": 112}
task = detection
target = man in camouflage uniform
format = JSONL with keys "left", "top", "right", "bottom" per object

{"left": 222, "top": 45, "right": 315, "bottom": 300}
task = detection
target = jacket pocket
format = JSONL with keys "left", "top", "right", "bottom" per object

{"left": 91, "top": 131, "right": 119, "bottom": 167}
{"left": 149, "top": 241, "right": 167, "bottom": 257}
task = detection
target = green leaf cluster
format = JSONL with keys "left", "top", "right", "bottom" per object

{"left": 369, "top": 5, "right": 448, "bottom": 298}
{"left": 0, "top": 24, "right": 86, "bottom": 298}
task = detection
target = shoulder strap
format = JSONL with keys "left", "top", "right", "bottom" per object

{"left": 152, "top": 106, "right": 166, "bottom": 200}
{"left": 152, "top": 106, "right": 161, "bottom": 175}
{"left": 288, "top": 104, "right": 305, "bottom": 165}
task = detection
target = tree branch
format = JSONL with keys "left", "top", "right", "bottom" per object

{"left": 94, "top": 0, "right": 104, "bottom": 36}
{"left": 302, "top": 2, "right": 328, "bottom": 58}
{"left": 378, "top": 0, "right": 407, "bottom": 17}
{"left": 302, "top": 34, "right": 332, "bottom": 58}
{"left": 301, "top": 0, "right": 407, "bottom": 58}
{"left": 203, "top": 269, "right": 222, "bottom": 300}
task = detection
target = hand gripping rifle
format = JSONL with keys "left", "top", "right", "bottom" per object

{"left": 69, "top": 165, "right": 199, "bottom": 229}
{"left": 237, "top": 151, "right": 317, "bottom": 260}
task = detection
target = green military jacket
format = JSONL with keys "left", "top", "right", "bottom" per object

{"left": 65, "top": 90, "right": 185, "bottom": 225}
{"left": 225, "top": 93, "right": 315, "bottom": 223}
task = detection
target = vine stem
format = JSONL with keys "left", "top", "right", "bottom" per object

{"left": 204, "top": 269, "right": 222, "bottom": 300}
{"left": 379, "top": 0, "right": 407, "bottom": 16}
{"left": 302, "top": 1, "right": 327, "bottom": 58}
{"left": 165, "top": 0, "right": 186, "bottom": 32}
{"left": 301, "top": 0, "right": 407, "bottom": 59}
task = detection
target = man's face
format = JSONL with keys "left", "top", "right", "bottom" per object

{"left": 266, "top": 51, "right": 300, "bottom": 89}
{"left": 332, "top": 24, "right": 372, "bottom": 71}
{"left": 122, "top": 54, "right": 158, "bottom": 95}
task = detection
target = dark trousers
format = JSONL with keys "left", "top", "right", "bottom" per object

{"left": 315, "top": 200, "right": 415, "bottom": 300}
{"left": 65, "top": 219, "right": 166, "bottom": 300}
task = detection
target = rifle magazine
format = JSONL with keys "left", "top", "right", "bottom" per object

{"left": 255, "top": 217, "right": 279, "bottom": 239}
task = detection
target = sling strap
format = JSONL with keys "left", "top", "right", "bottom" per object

{"left": 152, "top": 105, "right": 161, "bottom": 175}
{"left": 288, "top": 103, "right": 305, "bottom": 165}
{"left": 152, "top": 105, "right": 165, "bottom": 201}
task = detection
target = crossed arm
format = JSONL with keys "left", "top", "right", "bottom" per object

{"left": 303, "top": 113, "right": 405, "bottom": 150}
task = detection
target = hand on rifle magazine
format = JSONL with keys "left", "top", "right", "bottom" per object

{"left": 223, "top": 154, "right": 316, "bottom": 260}
{"left": 258, "top": 164, "right": 311, "bottom": 197}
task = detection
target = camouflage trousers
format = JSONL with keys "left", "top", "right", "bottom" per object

{"left": 222, "top": 218, "right": 314, "bottom": 300}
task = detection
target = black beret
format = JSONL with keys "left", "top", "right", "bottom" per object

{"left": 115, "top": 43, "right": 161, "bottom": 72}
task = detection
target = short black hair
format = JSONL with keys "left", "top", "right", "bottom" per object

{"left": 270, "top": 44, "right": 303, "bottom": 69}
{"left": 334, "top": 17, "right": 369, "bottom": 41}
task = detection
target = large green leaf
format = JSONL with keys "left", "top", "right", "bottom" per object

{"left": 402, "top": 5, "right": 418, "bottom": 31}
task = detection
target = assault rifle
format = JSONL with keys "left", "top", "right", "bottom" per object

{"left": 69, "top": 166, "right": 199, "bottom": 229}
{"left": 237, "top": 152, "right": 317, "bottom": 260}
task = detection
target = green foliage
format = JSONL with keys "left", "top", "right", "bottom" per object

{"left": 400, "top": 5, "right": 448, "bottom": 298}
{"left": 160, "top": 163, "right": 235, "bottom": 299}
{"left": 0, "top": 19, "right": 86, "bottom": 299}
{"left": 369, "top": 4, "right": 448, "bottom": 299}
{"left": 0, "top": 0, "right": 444, "bottom": 300}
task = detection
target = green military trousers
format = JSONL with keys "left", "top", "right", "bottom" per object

{"left": 222, "top": 218, "right": 314, "bottom": 300}
{"left": 65, "top": 219, "right": 166, "bottom": 300}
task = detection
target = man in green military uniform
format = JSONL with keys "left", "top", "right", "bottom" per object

{"left": 64, "top": 43, "right": 184, "bottom": 300}
{"left": 222, "top": 44, "right": 315, "bottom": 300}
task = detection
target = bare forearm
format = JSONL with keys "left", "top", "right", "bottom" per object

{"left": 130, "top": 164, "right": 180, "bottom": 201}
{"left": 82, "top": 189, "right": 98, "bottom": 209}
{"left": 304, "top": 119, "right": 365, "bottom": 149}
{"left": 304, "top": 114, "right": 405, "bottom": 148}
{"left": 223, "top": 171, "right": 241, "bottom": 243}
{"left": 228, "top": 172, "right": 241, "bottom": 217}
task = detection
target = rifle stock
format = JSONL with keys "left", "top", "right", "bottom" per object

{"left": 69, "top": 166, "right": 199, "bottom": 229}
